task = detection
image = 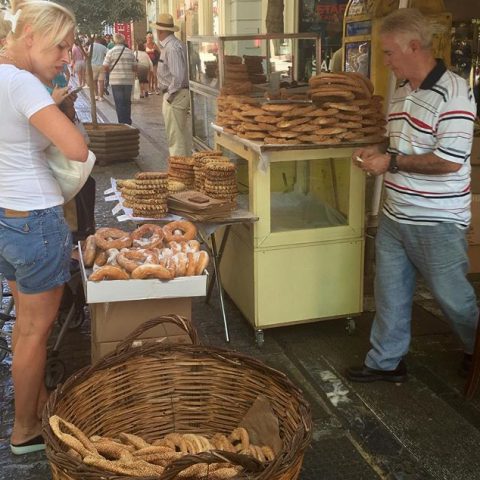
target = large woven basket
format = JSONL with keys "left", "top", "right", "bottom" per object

{"left": 43, "top": 315, "right": 312, "bottom": 480}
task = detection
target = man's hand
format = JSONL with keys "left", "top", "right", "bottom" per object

{"left": 353, "top": 149, "right": 390, "bottom": 176}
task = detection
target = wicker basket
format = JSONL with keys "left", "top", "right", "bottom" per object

{"left": 43, "top": 315, "right": 312, "bottom": 480}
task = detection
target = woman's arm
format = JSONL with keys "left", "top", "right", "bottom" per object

{"left": 30, "top": 105, "right": 89, "bottom": 162}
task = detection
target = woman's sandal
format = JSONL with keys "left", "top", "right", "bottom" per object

{"left": 11, "top": 434, "right": 45, "bottom": 455}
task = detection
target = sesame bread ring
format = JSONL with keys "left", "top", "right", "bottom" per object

{"left": 238, "top": 131, "right": 265, "bottom": 140}
{"left": 337, "top": 113, "right": 363, "bottom": 122}
{"left": 163, "top": 220, "right": 197, "bottom": 243}
{"left": 135, "top": 172, "right": 168, "bottom": 180}
{"left": 94, "top": 250, "right": 107, "bottom": 267}
{"left": 131, "top": 224, "right": 164, "bottom": 249}
{"left": 348, "top": 71, "right": 375, "bottom": 94}
{"left": 89, "top": 265, "right": 130, "bottom": 281}
{"left": 95, "top": 227, "right": 132, "bottom": 250}
{"left": 298, "top": 134, "right": 328, "bottom": 143}
{"left": 164, "top": 433, "right": 189, "bottom": 453}
{"left": 282, "top": 104, "right": 316, "bottom": 117}
{"left": 306, "top": 108, "right": 340, "bottom": 117}
{"left": 185, "top": 252, "right": 197, "bottom": 276}
{"left": 277, "top": 117, "right": 311, "bottom": 129}
{"left": 229, "top": 427, "right": 250, "bottom": 452}
{"left": 261, "top": 103, "right": 296, "bottom": 113}
{"left": 117, "top": 249, "right": 159, "bottom": 273}
{"left": 264, "top": 137, "right": 301, "bottom": 145}
{"left": 324, "top": 102, "right": 361, "bottom": 112}
{"left": 309, "top": 117, "right": 338, "bottom": 127}
{"left": 291, "top": 123, "right": 316, "bottom": 132}
{"left": 49, "top": 415, "right": 99, "bottom": 458}
{"left": 171, "top": 252, "right": 188, "bottom": 276}
{"left": 269, "top": 130, "right": 301, "bottom": 139}
{"left": 194, "top": 250, "right": 209, "bottom": 275}
{"left": 131, "top": 264, "right": 174, "bottom": 280}
{"left": 311, "top": 90, "right": 355, "bottom": 102}
{"left": 82, "top": 235, "right": 97, "bottom": 267}
{"left": 253, "top": 115, "right": 280, "bottom": 124}
{"left": 205, "top": 162, "right": 236, "bottom": 172}
{"left": 242, "top": 122, "right": 277, "bottom": 132}
{"left": 238, "top": 107, "right": 265, "bottom": 117}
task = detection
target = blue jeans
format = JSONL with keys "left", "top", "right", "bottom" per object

{"left": 111, "top": 84, "right": 133, "bottom": 125}
{"left": 366, "top": 214, "right": 478, "bottom": 370}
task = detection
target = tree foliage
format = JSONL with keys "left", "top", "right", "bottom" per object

{"left": 55, "top": 0, "right": 144, "bottom": 35}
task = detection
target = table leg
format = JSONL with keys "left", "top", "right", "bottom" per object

{"left": 206, "top": 225, "right": 231, "bottom": 304}
{"left": 209, "top": 230, "right": 230, "bottom": 342}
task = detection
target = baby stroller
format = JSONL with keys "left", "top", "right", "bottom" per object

{"left": 0, "top": 176, "right": 96, "bottom": 389}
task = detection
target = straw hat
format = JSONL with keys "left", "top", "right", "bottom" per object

{"left": 150, "top": 13, "right": 179, "bottom": 32}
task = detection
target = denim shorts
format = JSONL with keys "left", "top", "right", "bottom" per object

{"left": 0, "top": 206, "right": 72, "bottom": 294}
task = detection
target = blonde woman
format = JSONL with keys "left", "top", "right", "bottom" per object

{"left": 0, "top": 0, "right": 89, "bottom": 454}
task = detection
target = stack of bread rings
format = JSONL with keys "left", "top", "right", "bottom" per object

{"left": 50, "top": 415, "right": 276, "bottom": 478}
{"left": 203, "top": 161, "right": 238, "bottom": 202}
{"left": 192, "top": 150, "right": 223, "bottom": 191}
{"left": 214, "top": 71, "right": 385, "bottom": 146}
{"left": 117, "top": 172, "right": 169, "bottom": 218}
{"left": 168, "top": 156, "right": 195, "bottom": 189}
{"left": 82, "top": 222, "right": 209, "bottom": 282}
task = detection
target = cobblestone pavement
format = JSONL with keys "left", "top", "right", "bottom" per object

{"left": 1, "top": 87, "right": 480, "bottom": 479}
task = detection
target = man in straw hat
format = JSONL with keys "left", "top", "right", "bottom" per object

{"left": 151, "top": 13, "right": 191, "bottom": 156}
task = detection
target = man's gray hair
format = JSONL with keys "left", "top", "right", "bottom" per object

{"left": 380, "top": 8, "right": 433, "bottom": 50}
{"left": 113, "top": 33, "right": 125, "bottom": 45}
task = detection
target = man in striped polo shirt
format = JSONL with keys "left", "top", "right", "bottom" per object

{"left": 347, "top": 9, "right": 478, "bottom": 383}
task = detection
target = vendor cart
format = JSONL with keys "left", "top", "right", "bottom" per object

{"left": 214, "top": 128, "right": 367, "bottom": 345}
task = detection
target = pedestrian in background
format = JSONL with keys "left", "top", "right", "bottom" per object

{"left": 90, "top": 36, "right": 107, "bottom": 101}
{"left": 347, "top": 9, "right": 478, "bottom": 384}
{"left": 145, "top": 31, "right": 161, "bottom": 94}
{"left": 0, "top": 0, "right": 89, "bottom": 454}
{"left": 71, "top": 39, "right": 86, "bottom": 87}
{"left": 103, "top": 33, "right": 136, "bottom": 125}
{"left": 151, "top": 14, "right": 191, "bottom": 156}
{"left": 136, "top": 42, "right": 153, "bottom": 98}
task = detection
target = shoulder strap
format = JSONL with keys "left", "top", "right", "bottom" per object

{"left": 110, "top": 46, "right": 126, "bottom": 72}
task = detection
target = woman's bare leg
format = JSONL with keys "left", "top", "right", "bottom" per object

{"left": 10, "top": 285, "right": 64, "bottom": 444}
{"left": 8, "top": 281, "right": 51, "bottom": 420}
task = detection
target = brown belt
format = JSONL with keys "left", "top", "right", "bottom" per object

{"left": 3, "top": 208, "right": 29, "bottom": 218}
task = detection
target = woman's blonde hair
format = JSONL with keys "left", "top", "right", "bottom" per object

{"left": 7, "top": 0, "right": 75, "bottom": 48}
{"left": 380, "top": 8, "right": 433, "bottom": 51}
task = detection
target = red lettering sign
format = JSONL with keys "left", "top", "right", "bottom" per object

{"left": 315, "top": 3, "right": 347, "bottom": 22}
{"left": 114, "top": 23, "right": 132, "bottom": 49}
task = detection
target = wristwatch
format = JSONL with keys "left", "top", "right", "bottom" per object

{"left": 388, "top": 154, "right": 399, "bottom": 174}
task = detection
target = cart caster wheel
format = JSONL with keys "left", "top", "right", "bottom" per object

{"left": 45, "top": 357, "right": 66, "bottom": 389}
{"left": 345, "top": 317, "right": 356, "bottom": 335}
{"left": 255, "top": 329, "right": 265, "bottom": 347}
{"left": 0, "top": 337, "right": 9, "bottom": 362}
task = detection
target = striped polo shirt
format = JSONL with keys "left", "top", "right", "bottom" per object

{"left": 103, "top": 45, "right": 136, "bottom": 86}
{"left": 384, "top": 60, "right": 477, "bottom": 227}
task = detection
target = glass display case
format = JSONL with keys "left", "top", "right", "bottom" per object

{"left": 213, "top": 130, "right": 366, "bottom": 343}
{"left": 187, "top": 33, "right": 321, "bottom": 150}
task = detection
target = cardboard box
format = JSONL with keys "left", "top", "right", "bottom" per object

{"left": 471, "top": 136, "right": 480, "bottom": 166}
{"left": 79, "top": 243, "right": 208, "bottom": 304}
{"left": 90, "top": 297, "right": 192, "bottom": 344}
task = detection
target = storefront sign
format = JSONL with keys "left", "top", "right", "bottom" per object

{"left": 114, "top": 22, "right": 132, "bottom": 49}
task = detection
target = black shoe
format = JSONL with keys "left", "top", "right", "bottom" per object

{"left": 346, "top": 360, "right": 407, "bottom": 383}
{"left": 459, "top": 353, "right": 473, "bottom": 378}
{"left": 11, "top": 434, "right": 45, "bottom": 455}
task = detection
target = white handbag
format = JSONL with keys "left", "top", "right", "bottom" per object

{"left": 46, "top": 147, "right": 96, "bottom": 203}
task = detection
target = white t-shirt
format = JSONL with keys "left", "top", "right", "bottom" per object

{"left": 0, "top": 64, "right": 63, "bottom": 210}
